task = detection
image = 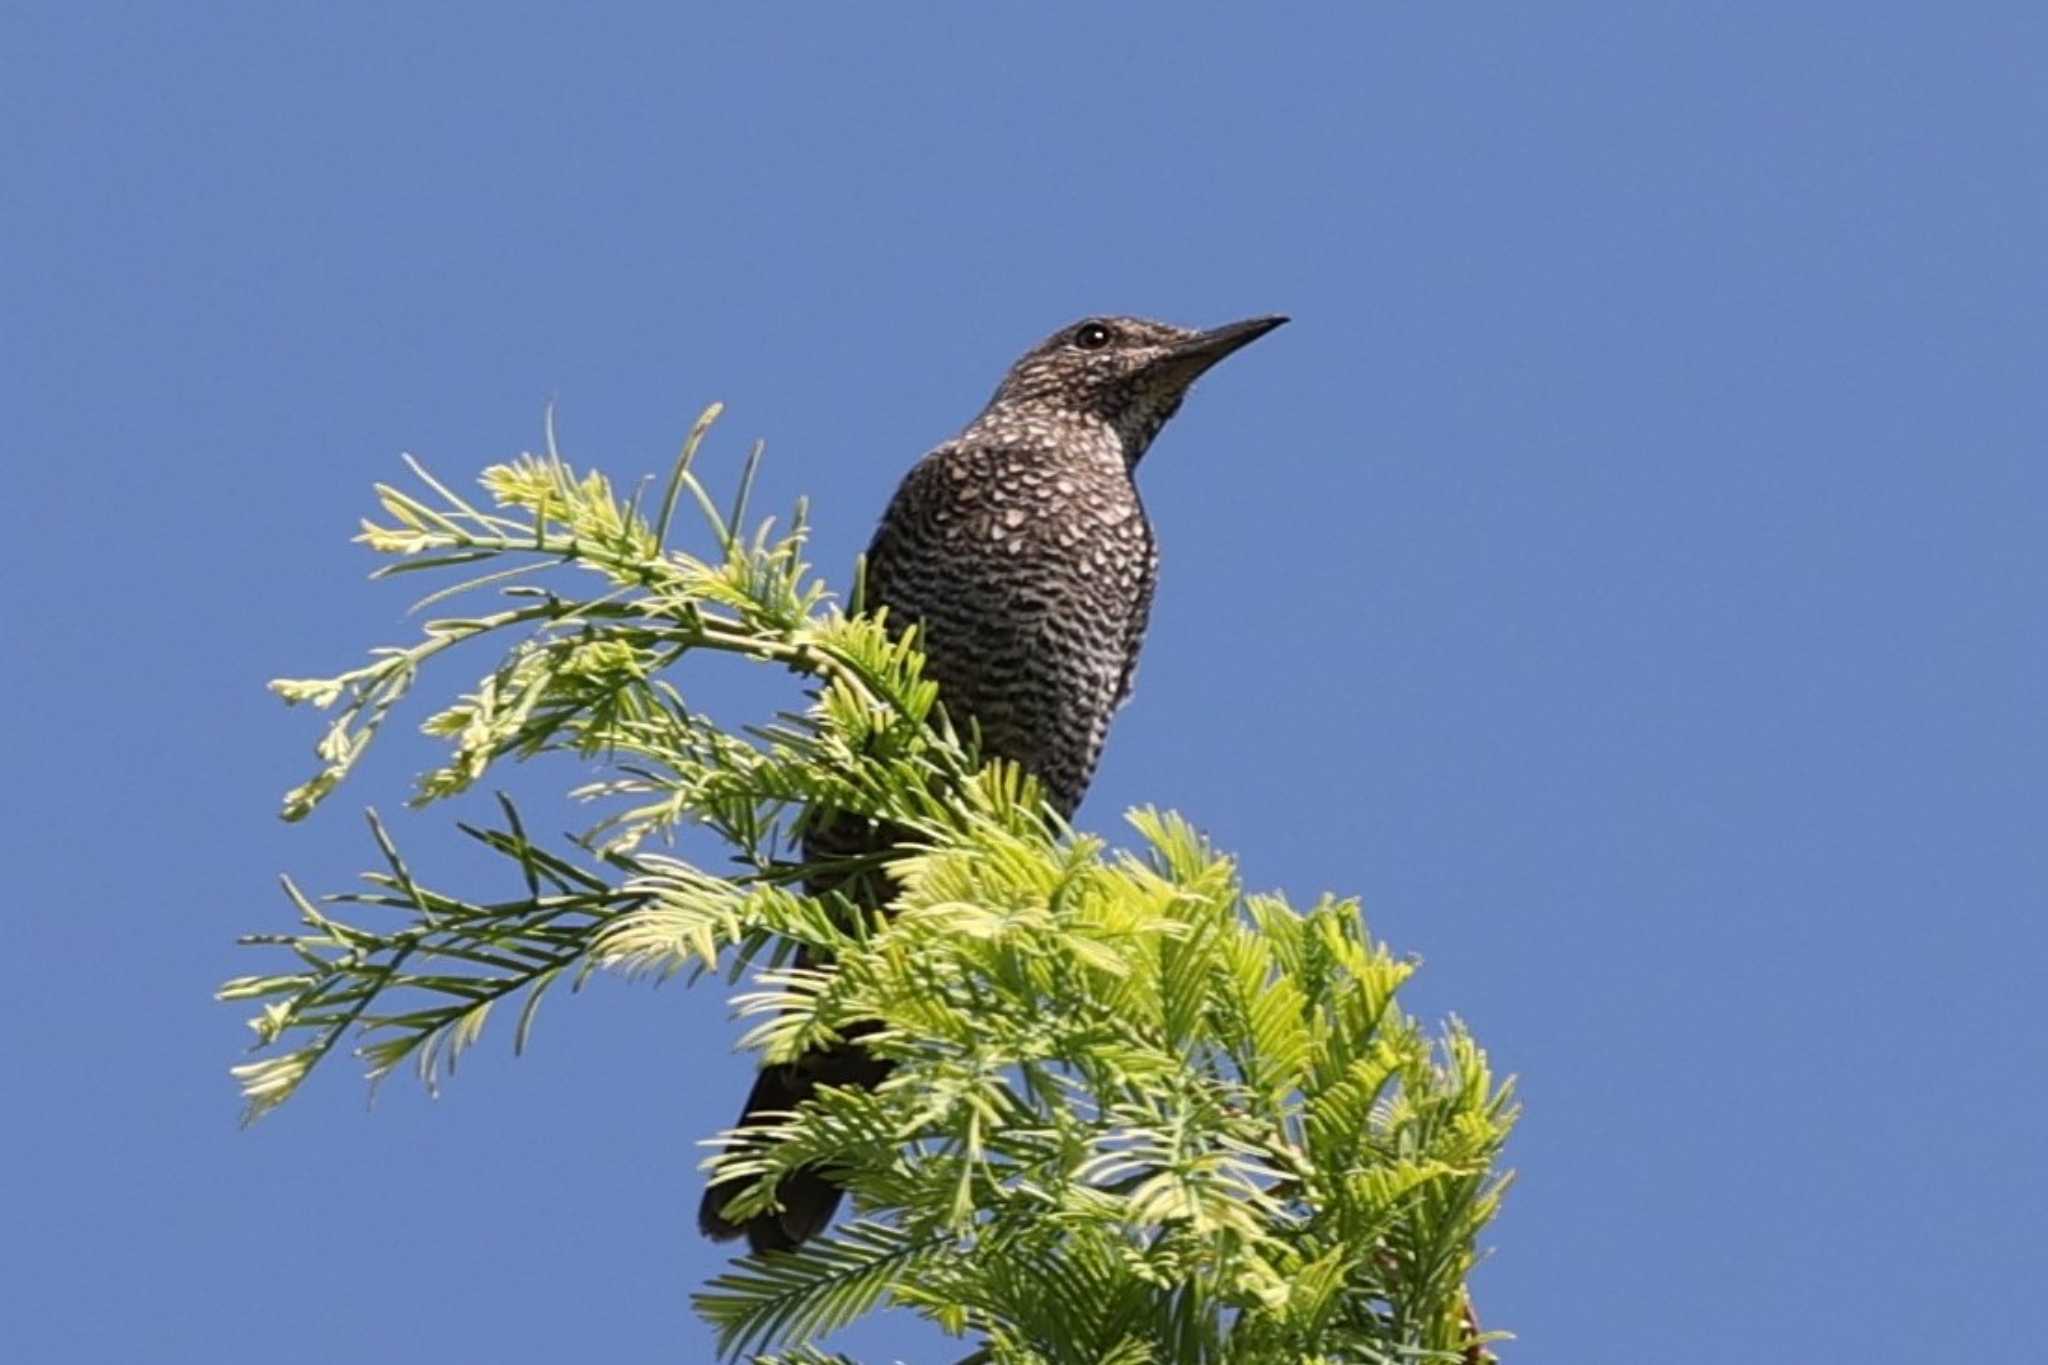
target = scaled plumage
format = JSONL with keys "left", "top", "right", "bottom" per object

{"left": 701, "top": 313, "right": 1286, "bottom": 1252}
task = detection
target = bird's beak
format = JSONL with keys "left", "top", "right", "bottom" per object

{"left": 1162, "top": 315, "right": 1290, "bottom": 379}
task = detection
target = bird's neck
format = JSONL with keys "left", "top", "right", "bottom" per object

{"left": 964, "top": 402, "right": 1137, "bottom": 475}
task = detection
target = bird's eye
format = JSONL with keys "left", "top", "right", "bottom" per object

{"left": 1073, "top": 322, "right": 1114, "bottom": 351}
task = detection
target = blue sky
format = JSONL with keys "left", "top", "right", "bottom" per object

{"left": 4, "top": 5, "right": 2043, "bottom": 1361}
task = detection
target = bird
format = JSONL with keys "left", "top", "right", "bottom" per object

{"left": 699, "top": 312, "right": 1288, "bottom": 1254}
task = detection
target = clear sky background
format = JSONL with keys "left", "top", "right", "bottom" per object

{"left": 4, "top": 6, "right": 2042, "bottom": 1362}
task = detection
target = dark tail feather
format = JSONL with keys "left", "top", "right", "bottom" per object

{"left": 702, "top": 815, "right": 900, "bottom": 1252}
{"left": 698, "top": 1037, "right": 894, "bottom": 1254}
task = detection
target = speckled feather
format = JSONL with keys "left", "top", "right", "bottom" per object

{"left": 701, "top": 313, "right": 1285, "bottom": 1252}
{"left": 867, "top": 411, "right": 1154, "bottom": 812}
{"left": 866, "top": 314, "right": 1288, "bottom": 808}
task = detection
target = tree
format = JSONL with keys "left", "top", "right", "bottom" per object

{"left": 220, "top": 407, "right": 1518, "bottom": 1362}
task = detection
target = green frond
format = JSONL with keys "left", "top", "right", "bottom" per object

{"left": 748, "top": 1349, "right": 863, "bottom": 1365}
{"left": 695, "top": 1221, "right": 953, "bottom": 1361}
{"left": 229, "top": 408, "right": 1516, "bottom": 1364}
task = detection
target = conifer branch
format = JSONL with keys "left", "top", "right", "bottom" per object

{"left": 224, "top": 406, "right": 1515, "bottom": 1362}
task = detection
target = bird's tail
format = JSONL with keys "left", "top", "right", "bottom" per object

{"left": 701, "top": 814, "right": 901, "bottom": 1253}
{"left": 698, "top": 1030, "right": 895, "bottom": 1254}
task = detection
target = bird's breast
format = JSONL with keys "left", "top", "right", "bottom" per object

{"left": 873, "top": 446, "right": 1152, "bottom": 652}
{"left": 865, "top": 440, "right": 1159, "bottom": 813}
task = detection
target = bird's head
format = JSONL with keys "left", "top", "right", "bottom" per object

{"left": 985, "top": 314, "right": 1287, "bottom": 462}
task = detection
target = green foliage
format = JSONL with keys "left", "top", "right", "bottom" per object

{"left": 223, "top": 407, "right": 1516, "bottom": 1362}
